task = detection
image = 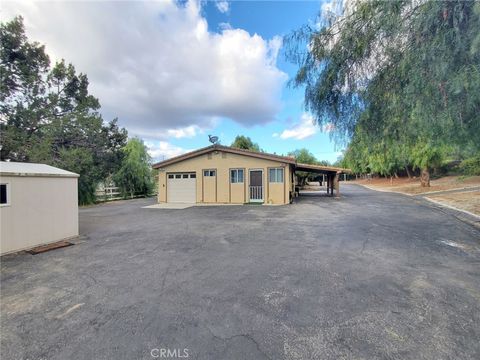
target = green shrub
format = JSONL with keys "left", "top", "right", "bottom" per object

{"left": 459, "top": 155, "right": 480, "bottom": 176}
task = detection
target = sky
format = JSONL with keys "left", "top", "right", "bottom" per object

{"left": 2, "top": 0, "right": 344, "bottom": 163}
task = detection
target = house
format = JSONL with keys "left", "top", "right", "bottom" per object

{"left": 152, "top": 145, "right": 346, "bottom": 205}
{"left": 0, "top": 162, "right": 79, "bottom": 255}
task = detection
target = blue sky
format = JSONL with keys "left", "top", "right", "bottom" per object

{"left": 3, "top": 0, "right": 343, "bottom": 163}
{"left": 190, "top": 0, "right": 343, "bottom": 162}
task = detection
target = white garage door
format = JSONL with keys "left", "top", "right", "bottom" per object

{"left": 167, "top": 173, "right": 196, "bottom": 203}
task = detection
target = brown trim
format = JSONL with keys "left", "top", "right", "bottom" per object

{"left": 153, "top": 144, "right": 296, "bottom": 169}
{"left": 244, "top": 170, "right": 247, "bottom": 203}
{"left": 266, "top": 168, "right": 269, "bottom": 202}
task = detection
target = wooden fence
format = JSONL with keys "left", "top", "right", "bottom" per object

{"left": 95, "top": 186, "right": 122, "bottom": 202}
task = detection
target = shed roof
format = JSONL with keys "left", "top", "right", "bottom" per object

{"left": 0, "top": 162, "right": 79, "bottom": 178}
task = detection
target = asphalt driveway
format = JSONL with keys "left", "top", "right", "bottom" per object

{"left": 1, "top": 184, "right": 479, "bottom": 359}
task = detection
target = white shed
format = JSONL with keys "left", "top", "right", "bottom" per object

{"left": 0, "top": 162, "right": 79, "bottom": 255}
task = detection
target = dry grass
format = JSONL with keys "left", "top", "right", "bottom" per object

{"left": 352, "top": 175, "right": 480, "bottom": 195}
{"left": 426, "top": 191, "right": 480, "bottom": 216}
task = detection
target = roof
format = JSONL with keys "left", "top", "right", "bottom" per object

{"left": 295, "top": 163, "right": 349, "bottom": 174}
{"left": 152, "top": 144, "right": 350, "bottom": 174}
{"left": 152, "top": 144, "right": 296, "bottom": 168}
{"left": 0, "top": 162, "right": 79, "bottom": 178}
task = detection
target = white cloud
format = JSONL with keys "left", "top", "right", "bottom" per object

{"left": 215, "top": 1, "right": 230, "bottom": 14}
{"left": 145, "top": 141, "right": 190, "bottom": 161}
{"left": 277, "top": 113, "right": 319, "bottom": 140}
{"left": 2, "top": 0, "right": 286, "bottom": 139}
{"left": 131, "top": 125, "right": 202, "bottom": 140}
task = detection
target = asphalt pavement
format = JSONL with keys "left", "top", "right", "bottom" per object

{"left": 1, "top": 184, "right": 479, "bottom": 359}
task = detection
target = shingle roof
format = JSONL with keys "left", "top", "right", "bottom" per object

{"left": 152, "top": 144, "right": 296, "bottom": 168}
{"left": 0, "top": 162, "right": 79, "bottom": 178}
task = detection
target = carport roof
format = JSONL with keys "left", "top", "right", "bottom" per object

{"left": 0, "top": 162, "right": 79, "bottom": 178}
{"left": 152, "top": 144, "right": 297, "bottom": 168}
{"left": 295, "top": 162, "right": 349, "bottom": 174}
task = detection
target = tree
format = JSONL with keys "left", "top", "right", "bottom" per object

{"left": 231, "top": 135, "right": 261, "bottom": 152}
{"left": 289, "top": 148, "right": 317, "bottom": 165}
{"left": 288, "top": 148, "right": 318, "bottom": 185}
{"left": 0, "top": 16, "right": 127, "bottom": 203}
{"left": 114, "top": 138, "right": 154, "bottom": 198}
{"left": 286, "top": 0, "right": 480, "bottom": 186}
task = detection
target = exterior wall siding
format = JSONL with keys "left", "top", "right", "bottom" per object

{"left": 157, "top": 150, "right": 292, "bottom": 205}
{"left": 0, "top": 175, "right": 79, "bottom": 255}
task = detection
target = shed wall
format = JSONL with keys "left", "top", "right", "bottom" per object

{"left": 0, "top": 175, "right": 78, "bottom": 255}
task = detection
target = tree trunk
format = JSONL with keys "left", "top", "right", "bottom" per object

{"left": 405, "top": 165, "right": 412, "bottom": 179}
{"left": 420, "top": 168, "right": 430, "bottom": 187}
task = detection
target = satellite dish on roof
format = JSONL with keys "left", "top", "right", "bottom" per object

{"left": 208, "top": 135, "right": 219, "bottom": 144}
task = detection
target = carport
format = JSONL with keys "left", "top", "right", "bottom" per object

{"left": 294, "top": 163, "right": 348, "bottom": 197}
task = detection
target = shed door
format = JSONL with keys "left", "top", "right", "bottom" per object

{"left": 167, "top": 173, "right": 196, "bottom": 203}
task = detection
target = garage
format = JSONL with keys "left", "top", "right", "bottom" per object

{"left": 167, "top": 172, "right": 196, "bottom": 203}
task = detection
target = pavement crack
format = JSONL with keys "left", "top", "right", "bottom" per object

{"left": 159, "top": 265, "right": 170, "bottom": 293}
{"left": 204, "top": 325, "right": 271, "bottom": 360}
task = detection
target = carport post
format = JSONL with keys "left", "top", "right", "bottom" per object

{"left": 326, "top": 175, "right": 330, "bottom": 194}
{"left": 335, "top": 173, "right": 340, "bottom": 197}
{"left": 330, "top": 175, "right": 335, "bottom": 196}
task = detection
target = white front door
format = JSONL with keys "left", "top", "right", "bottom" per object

{"left": 167, "top": 173, "right": 196, "bottom": 203}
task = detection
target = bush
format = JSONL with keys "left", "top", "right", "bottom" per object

{"left": 459, "top": 155, "right": 480, "bottom": 176}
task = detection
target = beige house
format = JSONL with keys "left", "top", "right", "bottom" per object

{"left": 0, "top": 162, "right": 79, "bottom": 255}
{"left": 153, "top": 145, "right": 346, "bottom": 205}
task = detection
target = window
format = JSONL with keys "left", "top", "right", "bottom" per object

{"left": 269, "top": 168, "right": 284, "bottom": 183}
{"left": 168, "top": 174, "right": 174, "bottom": 179}
{"left": 0, "top": 183, "right": 9, "bottom": 206}
{"left": 203, "top": 170, "right": 216, "bottom": 177}
{"left": 230, "top": 169, "right": 244, "bottom": 183}
{"left": 175, "top": 174, "right": 181, "bottom": 179}
{"left": 190, "top": 173, "right": 196, "bottom": 178}
{"left": 182, "top": 174, "right": 189, "bottom": 179}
